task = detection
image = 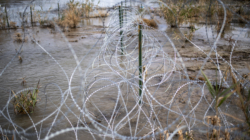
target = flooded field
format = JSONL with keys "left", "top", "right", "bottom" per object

{"left": 0, "top": 0, "right": 250, "bottom": 140}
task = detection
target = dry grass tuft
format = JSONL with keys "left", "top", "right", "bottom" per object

{"left": 58, "top": 1, "right": 82, "bottom": 29}
{"left": 63, "top": 9, "right": 80, "bottom": 28}
{"left": 18, "top": 56, "right": 23, "bottom": 64}
{"left": 185, "top": 131, "right": 194, "bottom": 140}
{"left": 10, "top": 21, "right": 17, "bottom": 29}
{"left": 142, "top": 18, "right": 158, "bottom": 28}
{"left": 0, "top": 17, "right": 6, "bottom": 28}
{"left": 178, "top": 129, "right": 184, "bottom": 140}
{"left": 13, "top": 32, "right": 27, "bottom": 43}
{"left": 16, "top": 32, "right": 21, "bottom": 37}
{"left": 160, "top": 130, "right": 169, "bottom": 140}
{"left": 206, "top": 115, "right": 223, "bottom": 139}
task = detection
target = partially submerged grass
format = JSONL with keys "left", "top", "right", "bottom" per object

{"left": 160, "top": 1, "right": 186, "bottom": 27}
{"left": 142, "top": 18, "right": 158, "bottom": 28}
{"left": 0, "top": 18, "right": 5, "bottom": 28}
{"left": 58, "top": 1, "right": 81, "bottom": 29}
{"left": 18, "top": 56, "right": 22, "bottom": 64}
{"left": 79, "top": 0, "right": 94, "bottom": 18}
{"left": 19, "top": 77, "right": 26, "bottom": 86}
{"left": 9, "top": 21, "right": 17, "bottom": 29}
{"left": 13, "top": 32, "right": 27, "bottom": 43}
{"left": 185, "top": 25, "right": 198, "bottom": 42}
{"left": 58, "top": 0, "right": 95, "bottom": 29}
{"left": 60, "top": 9, "right": 80, "bottom": 28}
{"left": 12, "top": 80, "right": 40, "bottom": 114}
{"left": 160, "top": 0, "right": 205, "bottom": 27}
{"left": 160, "top": 0, "right": 247, "bottom": 28}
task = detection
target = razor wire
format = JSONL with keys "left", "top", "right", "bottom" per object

{"left": 0, "top": 0, "right": 250, "bottom": 140}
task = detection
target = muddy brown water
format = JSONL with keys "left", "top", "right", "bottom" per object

{"left": 0, "top": 27, "right": 101, "bottom": 139}
{"left": 0, "top": 1, "right": 250, "bottom": 140}
{"left": 0, "top": 22, "right": 249, "bottom": 139}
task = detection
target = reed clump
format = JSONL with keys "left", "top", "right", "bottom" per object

{"left": 80, "top": 0, "right": 94, "bottom": 18}
{"left": 58, "top": 0, "right": 95, "bottom": 29}
{"left": 13, "top": 32, "right": 27, "bottom": 43}
{"left": 160, "top": 0, "right": 206, "bottom": 27}
{"left": 10, "top": 21, "right": 17, "bottom": 29}
{"left": 142, "top": 18, "right": 158, "bottom": 28}
{"left": 12, "top": 80, "right": 40, "bottom": 114}
{"left": 58, "top": 1, "right": 81, "bottom": 29}
{"left": 18, "top": 56, "right": 23, "bottom": 64}
{"left": 160, "top": 1, "right": 186, "bottom": 27}
{"left": 0, "top": 17, "right": 6, "bottom": 29}
{"left": 160, "top": 0, "right": 244, "bottom": 28}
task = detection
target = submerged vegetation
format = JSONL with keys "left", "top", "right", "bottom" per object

{"left": 160, "top": 0, "right": 249, "bottom": 28}
{"left": 12, "top": 80, "right": 40, "bottom": 114}
{"left": 142, "top": 18, "right": 158, "bottom": 28}
{"left": 159, "top": 0, "right": 250, "bottom": 42}
{"left": 58, "top": 1, "right": 82, "bottom": 29}
{"left": 0, "top": 0, "right": 101, "bottom": 30}
{"left": 13, "top": 32, "right": 27, "bottom": 43}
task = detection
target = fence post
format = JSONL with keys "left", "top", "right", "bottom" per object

{"left": 138, "top": 23, "right": 142, "bottom": 104}
{"left": 119, "top": 3, "right": 123, "bottom": 55}
{"left": 58, "top": 3, "right": 60, "bottom": 20}
{"left": 5, "top": 5, "right": 9, "bottom": 28}
{"left": 30, "top": 6, "right": 33, "bottom": 26}
{"left": 125, "top": 0, "right": 127, "bottom": 23}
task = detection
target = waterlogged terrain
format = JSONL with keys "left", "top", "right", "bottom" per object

{"left": 0, "top": 0, "right": 250, "bottom": 140}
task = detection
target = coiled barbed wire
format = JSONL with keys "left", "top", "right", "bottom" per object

{"left": 0, "top": 0, "right": 250, "bottom": 139}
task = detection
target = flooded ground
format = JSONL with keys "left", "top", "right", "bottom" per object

{"left": 0, "top": 0, "right": 250, "bottom": 140}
